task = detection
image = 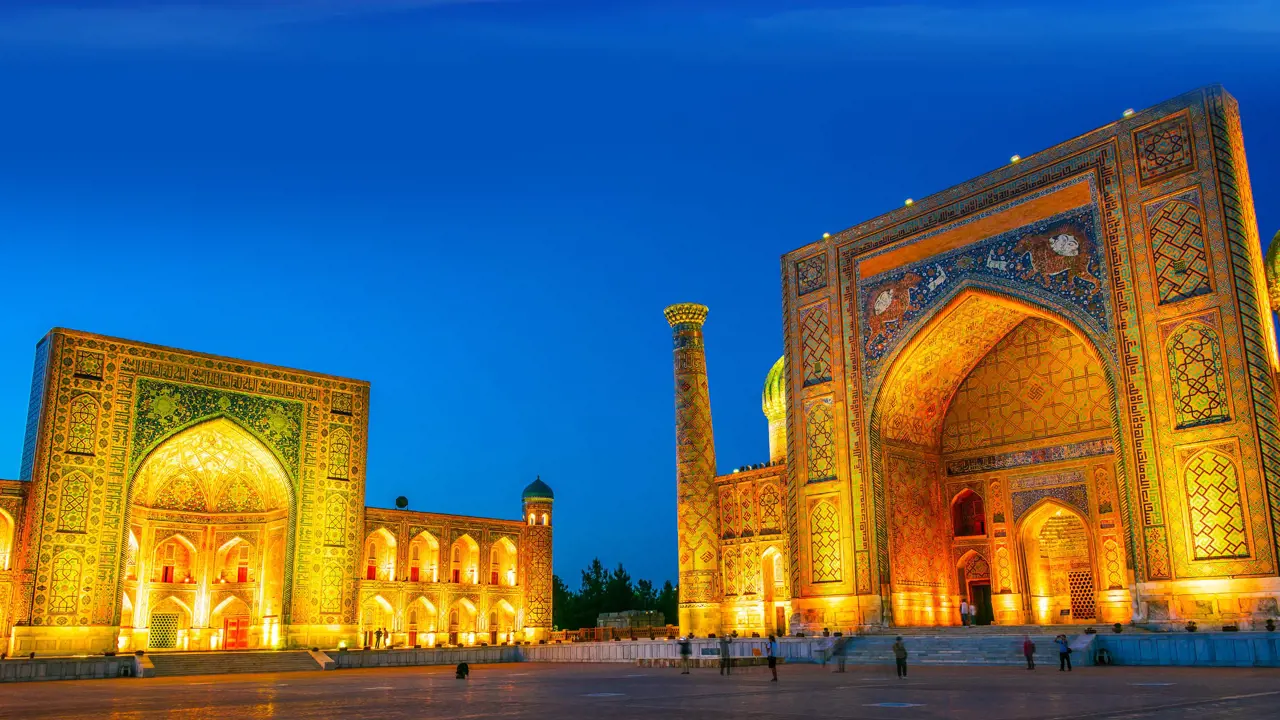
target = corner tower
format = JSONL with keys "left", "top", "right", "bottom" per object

{"left": 762, "top": 356, "right": 787, "bottom": 464}
{"left": 520, "top": 477, "right": 554, "bottom": 640}
{"left": 664, "top": 303, "right": 722, "bottom": 636}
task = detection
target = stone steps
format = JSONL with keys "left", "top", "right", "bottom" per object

{"left": 148, "top": 651, "right": 322, "bottom": 677}
{"left": 828, "top": 634, "right": 1093, "bottom": 667}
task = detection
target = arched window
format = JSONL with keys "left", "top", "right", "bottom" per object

{"left": 411, "top": 546, "right": 420, "bottom": 562}
{"left": 237, "top": 544, "right": 250, "bottom": 582}
{"left": 409, "top": 608, "right": 418, "bottom": 626}
{"left": 58, "top": 472, "right": 90, "bottom": 533}
{"left": 952, "top": 490, "right": 985, "bottom": 537}
{"left": 66, "top": 395, "right": 98, "bottom": 455}
{"left": 327, "top": 427, "right": 351, "bottom": 480}
{"left": 49, "top": 551, "right": 82, "bottom": 614}
{"left": 528, "top": 513, "right": 535, "bottom": 526}
{"left": 540, "top": 513, "right": 548, "bottom": 526}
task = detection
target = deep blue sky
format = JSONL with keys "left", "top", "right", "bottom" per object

{"left": 1, "top": 1, "right": 1277, "bottom": 584}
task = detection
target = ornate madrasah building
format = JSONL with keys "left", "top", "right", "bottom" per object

{"left": 666, "top": 86, "right": 1280, "bottom": 637}
{"left": 0, "top": 330, "right": 554, "bottom": 655}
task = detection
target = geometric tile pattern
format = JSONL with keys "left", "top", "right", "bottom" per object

{"left": 759, "top": 483, "right": 781, "bottom": 532}
{"left": 796, "top": 254, "right": 827, "bottom": 296}
{"left": 810, "top": 500, "right": 842, "bottom": 583}
{"left": 66, "top": 394, "right": 98, "bottom": 455}
{"left": 57, "top": 471, "right": 90, "bottom": 533}
{"left": 943, "top": 318, "right": 1112, "bottom": 454}
{"left": 1103, "top": 538, "right": 1124, "bottom": 589}
{"left": 1183, "top": 449, "right": 1249, "bottom": 560}
{"left": 1134, "top": 113, "right": 1195, "bottom": 186}
{"left": 1146, "top": 194, "right": 1212, "bottom": 304}
{"left": 1068, "top": 570, "right": 1097, "bottom": 620}
{"left": 996, "top": 546, "right": 1012, "bottom": 593}
{"left": 722, "top": 547, "right": 740, "bottom": 596}
{"left": 1012, "top": 483, "right": 1090, "bottom": 523}
{"left": 806, "top": 401, "right": 836, "bottom": 482}
{"left": 74, "top": 350, "right": 104, "bottom": 379}
{"left": 886, "top": 453, "right": 947, "bottom": 590}
{"left": 799, "top": 302, "right": 833, "bottom": 386}
{"left": 321, "top": 562, "right": 344, "bottom": 614}
{"left": 49, "top": 551, "right": 81, "bottom": 615}
{"left": 740, "top": 489, "right": 755, "bottom": 537}
{"left": 1167, "top": 322, "right": 1230, "bottom": 429}
{"left": 324, "top": 497, "right": 347, "bottom": 547}
{"left": 720, "top": 487, "right": 738, "bottom": 539}
{"left": 328, "top": 426, "right": 351, "bottom": 480}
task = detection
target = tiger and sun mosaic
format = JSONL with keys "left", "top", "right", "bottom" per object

{"left": 0, "top": 330, "right": 554, "bottom": 655}
{"left": 668, "top": 86, "right": 1280, "bottom": 636}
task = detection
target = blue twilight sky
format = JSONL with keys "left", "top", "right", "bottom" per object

{"left": 0, "top": 0, "right": 1278, "bottom": 584}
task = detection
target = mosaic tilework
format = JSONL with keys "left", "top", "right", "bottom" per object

{"left": 1012, "top": 483, "right": 1090, "bottom": 523}
{"left": 941, "top": 318, "right": 1111, "bottom": 454}
{"left": 1145, "top": 189, "right": 1212, "bottom": 304}
{"left": 132, "top": 378, "right": 304, "bottom": 479}
{"left": 57, "top": 471, "right": 89, "bottom": 533}
{"left": 806, "top": 401, "right": 836, "bottom": 482}
{"left": 799, "top": 302, "right": 833, "bottom": 386}
{"left": 66, "top": 394, "right": 98, "bottom": 455}
{"left": 1134, "top": 112, "right": 1196, "bottom": 186}
{"left": 74, "top": 350, "right": 104, "bottom": 379}
{"left": 996, "top": 547, "right": 1012, "bottom": 593}
{"left": 1103, "top": 538, "right": 1124, "bottom": 589}
{"left": 1145, "top": 526, "right": 1171, "bottom": 579}
{"left": 886, "top": 453, "right": 948, "bottom": 590}
{"left": 48, "top": 550, "right": 82, "bottom": 615}
{"left": 1166, "top": 321, "right": 1230, "bottom": 429}
{"left": 759, "top": 483, "right": 781, "bottom": 532}
{"left": 810, "top": 500, "right": 842, "bottom": 582}
{"left": 859, "top": 203, "right": 1110, "bottom": 375}
{"left": 796, "top": 254, "right": 828, "bottom": 296}
{"left": 1183, "top": 449, "right": 1249, "bottom": 560}
{"left": 946, "top": 438, "right": 1114, "bottom": 476}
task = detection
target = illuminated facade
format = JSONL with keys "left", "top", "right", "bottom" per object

{"left": 669, "top": 86, "right": 1280, "bottom": 635}
{"left": 0, "top": 329, "right": 553, "bottom": 655}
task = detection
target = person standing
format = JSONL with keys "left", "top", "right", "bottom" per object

{"left": 960, "top": 599, "right": 970, "bottom": 627}
{"left": 892, "top": 636, "right": 908, "bottom": 679}
{"left": 374, "top": 627, "right": 383, "bottom": 649}
{"left": 1055, "top": 634, "right": 1072, "bottom": 672}
{"left": 767, "top": 634, "right": 779, "bottom": 682}
{"left": 678, "top": 636, "right": 692, "bottom": 674}
{"left": 1022, "top": 635, "right": 1036, "bottom": 670}
{"left": 719, "top": 635, "right": 732, "bottom": 675}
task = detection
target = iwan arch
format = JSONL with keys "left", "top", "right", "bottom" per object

{"left": 667, "top": 86, "right": 1280, "bottom": 634}
{"left": 0, "top": 330, "right": 554, "bottom": 654}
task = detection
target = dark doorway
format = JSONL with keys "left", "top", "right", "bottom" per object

{"left": 969, "top": 582, "right": 994, "bottom": 625}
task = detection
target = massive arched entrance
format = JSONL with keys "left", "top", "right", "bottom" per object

{"left": 123, "top": 418, "right": 293, "bottom": 650}
{"left": 871, "top": 290, "right": 1130, "bottom": 626}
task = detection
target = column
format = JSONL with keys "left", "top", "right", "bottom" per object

{"left": 664, "top": 303, "right": 722, "bottom": 636}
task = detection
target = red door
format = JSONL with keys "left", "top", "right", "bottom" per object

{"left": 161, "top": 565, "right": 175, "bottom": 583}
{"left": 224, "top": 616, "right": 250, "bottom": 649}
{"left": 408, "top": 631, "right": 417, "bottom": 647}
{"left": 491, "top": 571, "right": 499, "bottom": 585}
{"left": 237, "top": 566, "right": 248, "bottom": 583}
{"left": 452, "top": 569, "right": 460, "bottom": 583}
{"left": 410, "top": 567, "right": 420, "bottom": 582}
{"left": 366, "top": 565, "right": 377, "bottom": 580}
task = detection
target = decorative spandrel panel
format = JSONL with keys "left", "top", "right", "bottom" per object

{"left": 1164, "top": 321, "right": 1230, "bottom": 429}
{"left": 1144, "top": 189, "right": 1213, "bottom": 304}
{"left": 799, "top": 302, "right": 833, "bottom": 386}
{"left": 809, "top": 499, "right": 842, "bottom": 583}
{"left": 1181, "top": 448, "right": 1249, "bottom": 560}
{"left": 805, "top": 401, "right": 836, "bottom": 483}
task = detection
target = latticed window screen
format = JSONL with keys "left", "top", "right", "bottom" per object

{"left": 49, "top": 552, "right": 82, "bottom": 614}
{"left": 149, "top": 613, "right": 179, "bottom": 649}
{"left": 810, "top": 500, "right": 842, "bottom": 582}
{"left": 66, "top": 395, "right": 98, "bottom": 455}
{"left": 328, "top": 427, "right": 351, "bottom": 480}
{"left": 1067, "top": 571, "right": 1096, "bottom": 620}
{"left": 58, "top": 472, "right": 90, "bottom": 532}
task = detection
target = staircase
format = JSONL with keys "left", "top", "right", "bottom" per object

{"left": 148, "top": 651, "right": 323, "bottom": 677}
{"left": 838, "top": 629, "right": 1096, "bottom": 667}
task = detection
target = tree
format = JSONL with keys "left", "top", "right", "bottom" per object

{"left": 657, "top": 580, "right": 678, "bottom": 625}
{"left": 552, "top": 574, "right": 575, "bottom": 630}
{"left": 633, "top": 578, "right": 657, "bottom": 610}
{"left": 553, "top": 558, "right": 678, "bottom": 630}
{"left": 603, "top": 562, "right": 634, "bottom": 615}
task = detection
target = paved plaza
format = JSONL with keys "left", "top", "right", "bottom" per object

{"left": 1, "top": 662, "right": 1278, "bottom": 719}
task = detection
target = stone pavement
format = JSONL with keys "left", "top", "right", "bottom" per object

{"left": 0, "top": 661, "right": 1276, "bottom": 719}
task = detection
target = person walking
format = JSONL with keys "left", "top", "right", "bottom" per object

{"left": 892, "top": 636, "right": 908, "bottom": 679}
{"left": 719, "top": 634, "right": 732, "bottom": 675}
{"left": 1055, "top": 634, "right": 1072, "bottom": 672}
{"left": 832, "top": 636, "right": 848, "bottom": 673}
{"left": 960, "top": 599, "right": 970, "bottom": 627}
{"left": 678, "top": 636, "right": 692, "bottom": 674}
{"left": 767, "top": 634, "right": 779, "bottom": 682}
{"left": 1022, "top": 635, "right": 1036, "bottom": 670}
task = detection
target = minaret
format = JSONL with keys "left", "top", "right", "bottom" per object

{"left": 520, "top": 476, "right": 554, "bottom": 641}
{"left": 664, "top": 303, "right": 722, "bottom": 636}
{"left": 762, "top": 356, "right": 787, "bottom": 464}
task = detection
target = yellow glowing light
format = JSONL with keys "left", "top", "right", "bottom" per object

{"left": 1122, "top": 108, "right": 1135, "bottom": 118}
{"left": 905, "top": 198, "right": 914, "bottom": 206}
{"left": 822, "top": 232, "right": 831, "bottom": 239}
{"left": 1010, "top": 155, "right": 1021, "bottom": 163}
{"left": 338, "top": 640, "right": 347, "bottom": 649}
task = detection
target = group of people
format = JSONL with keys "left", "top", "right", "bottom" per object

{"left": 673, "top": 632, "right": 1079, "bottom": 679}
{"left": 676, "top": 633, "right": 780, "bottom": 681}
{"left": 371, "top": 627, "right": 392, "bottom": 649}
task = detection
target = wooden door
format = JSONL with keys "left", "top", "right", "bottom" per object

{"left": 224, "top": 615, "right": 250, "bottom": 649}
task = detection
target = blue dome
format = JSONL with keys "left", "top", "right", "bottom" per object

{"left": 522, "top": 476, "right": 554, "bottom": 501}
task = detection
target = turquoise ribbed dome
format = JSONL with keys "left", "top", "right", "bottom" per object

{"left": 522, "top": 476, "right": 554, "bottom": 501}
{"left": 762, "top": 356, "right": 786, "bottom": 420}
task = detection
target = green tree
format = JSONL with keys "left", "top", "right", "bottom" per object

{"left": 657, "top": 580, "right": 678, "bottom": 625}
{"left": 633, "top": 578, "right": 657, "bottom": 610}
{"left": 603, "top": 562, "right": 634, "bottom": 615}
{"left": 552, "top": 574, "right": 575, "bottom": 630}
